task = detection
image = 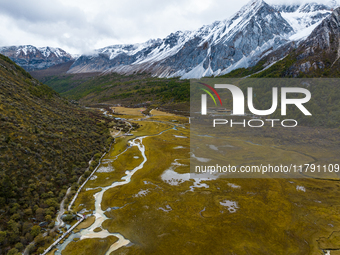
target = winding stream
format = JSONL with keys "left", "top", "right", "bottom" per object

{"left": 55, "top": 123, "right": 174, "bottom": 254}
{"left": 54, "top": 137, "right": 146, "bottom": 254}
{"left": 81, "top": 137, "right": 146, "bottom": 254}
{"left": 48, "top": 104, "right": 187, "bottom": 254}
{"left": 55, "top": 187, "right": 71, "bottom": 228}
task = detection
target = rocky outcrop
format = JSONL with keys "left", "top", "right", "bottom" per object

{"left": 287, "top": 7, "right": 340, "bottom": 76}
{"left": 303, "top": 7, "right": 340, "bottom": 52}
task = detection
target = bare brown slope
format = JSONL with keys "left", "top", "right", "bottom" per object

{"left": 30, "top": 60, "right": 75, "bottom": 80}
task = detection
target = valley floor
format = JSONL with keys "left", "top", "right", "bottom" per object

{"left": 46, "top": 108, "right": 340, "bottom": 255}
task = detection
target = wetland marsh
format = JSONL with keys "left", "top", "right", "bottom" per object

{"left": 54, "top": 108, "right": 340, "bottom": 255}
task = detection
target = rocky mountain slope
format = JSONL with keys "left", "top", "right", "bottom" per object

{"left": 70, "top": 0, "right": 294, "bottom": 78}
{"left": 287, "top": 5, "right": 340, "bottom": 76}
{"left": 235, "top": 6, "right": 340, "bottom": 78}
{"left": 65, "top": 0, "right": 337, "bottom": 78}
{"left": 0, "top": 45, "right": 74, "bottom": 71}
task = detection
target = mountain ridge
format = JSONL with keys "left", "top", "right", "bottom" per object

{"left": 1, "top": 0, "right": 339, "bottom": 78}
{"left": 249, "top": 6, "right": 340, "bottom": 77}
{"left": 0, "top": 45, "right": 74, "bottom": 71}
{"left": 68, "top": 0, "right": 295, "bottom": 78}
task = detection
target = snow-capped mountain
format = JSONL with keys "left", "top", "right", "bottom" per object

{"left": 67, "top": 0, "right": 338, "bottom": 78}
{"left": 274, "top": 2, "right": 335, "bottom": 41}
{"left": 1, "top": 0, "right": 339, "bottom": 78}
{"left": 67, "top": 39, "right": 163, "bottom": 73}
{"left": 275, "top": 6, "right": 340, "bottom": 77}
{"left": 0, "top": 45, "right": 74, "bottom": 71}
{"left": 69, "top": 0, "right": 295, "bottom": 77}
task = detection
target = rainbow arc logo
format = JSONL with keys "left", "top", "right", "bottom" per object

{"left": 199, "top": 82, "right": 223, "bottom": 115}
{"left": 199, "top": 82, "right": 222, "bottom": 107}
{"left": 198, "top": 82, "right": 312, "bottom": 117}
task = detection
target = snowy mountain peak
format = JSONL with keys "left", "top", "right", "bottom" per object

{"left": 232, "top": 0, "right": 269, "bottom": 21}
{"left": 0, "top": 45, "right": 73, "bottom": 71}
{"left": 273, "top": 1, "right": 337, "bottom": 13}
{"left": 241, "top": 0, "right": 266, "bottom": 11}
{"left": 16, "top": 45, "right": 36, "bottom": 56}
{"left": 273, "top": 4, "right": 300, "bottom": 13}
{"left": 0, "top": 45, "right": 71, "bottom": 59}
{"left": 36, "top": 46, "right": 70, "bottom": 58}
{"left": 273, "top": 1, "right": 335, "bottom": 41}
{"left": 298, "top": 2, "right": 331, "bottom": 13}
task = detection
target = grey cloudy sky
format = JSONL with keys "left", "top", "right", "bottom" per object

{"left": 0, "top": 0, "right": 335, "bottom": 54}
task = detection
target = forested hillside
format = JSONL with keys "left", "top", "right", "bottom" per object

{"left": 0, "top": 54, "right": 113, "bottom": 254}
{"left": 35, "top": 72, "right": 190, "bottom": 108}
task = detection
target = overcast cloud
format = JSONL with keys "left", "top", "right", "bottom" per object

{"left": 0, "top": 0, "right": 337, "bottom": 54}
